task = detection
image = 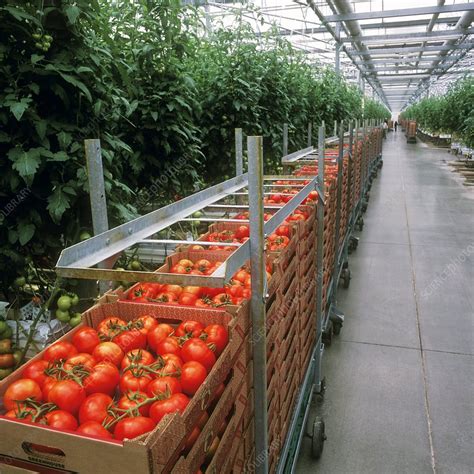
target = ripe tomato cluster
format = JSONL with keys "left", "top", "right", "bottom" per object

{"left": 1, "top": 316, "right": 228, "bottom": 443}
{"left": 126, "top": 263, "right": 273, "bottom": 307}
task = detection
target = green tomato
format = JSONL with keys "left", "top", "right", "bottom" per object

{"left": 69, "top": 313, "right": 82, "bottom": 327}
{"left": 13, "top": 350, "right": 22, "bottom": 366}
{"left": 35, "top": 42, "right": 42, "bottom": 49}
{"left": 192, "top": 211, "right": 203, "bottom": 218}
{"left": 13, "top": 276, "right": 26, "bottom": 288}
{"left": 70, "top": 294, "right": 80, "bottom": 307}
{"left": 32, "top": 33, "right": 42, "bottom": 40}
{"left": 0, "top": 326, "right": 13, "bottom": 339}
{"left": 44, "top": 35, "right": 53, "bottom": 41}
{"left": 130, "top": 260, "right": 141, "bottom": 271}
{"left": 79, "top": 231, "right": 92, "bottom": 241}
{"left": 57, "top": 295, "right": 72, "bottom": 311}
{"left": 0, "top": 368, "right": 13, "bottom": 380}
{"left": 55, "top": 309, "right": 70, "bottom": 323}
{"left": 0, "top": 321, "right": 7, "bottom": 334}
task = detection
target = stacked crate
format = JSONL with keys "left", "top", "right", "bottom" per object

{"left": 338, "top": 155, "right": 350, "bottom": 249}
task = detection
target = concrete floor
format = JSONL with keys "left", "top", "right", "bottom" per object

{"left": 296, "top": 131, "right": 474, "bottom": 474}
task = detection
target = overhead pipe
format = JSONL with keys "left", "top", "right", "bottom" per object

{"left": 329, "top": 0, "right": 390, "bottom": 107}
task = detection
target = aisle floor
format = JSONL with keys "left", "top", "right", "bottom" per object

{"left": 296, "top": 130, "right": 474, "bottom": 474}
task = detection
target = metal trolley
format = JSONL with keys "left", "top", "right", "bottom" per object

{"left": 276, "top": 119, "right": 383, "bottom": 472}
{"left": 56, "top": 122, "right": 383, "bottom": 474}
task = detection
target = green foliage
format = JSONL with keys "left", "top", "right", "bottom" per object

{"left": 401, "top": 77, "right": 473, "bottom": 147}
{"left": 364, "top": 98, "right": 391, "bottom": 121}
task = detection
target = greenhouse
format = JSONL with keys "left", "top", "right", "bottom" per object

{"left": 0, "top": 1, "right": 472, "bottom": 473}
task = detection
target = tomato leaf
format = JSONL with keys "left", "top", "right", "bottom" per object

{"left": 9, "top": 98, "right": 31, "bottom": 121}
{"left": 8, "top": 147, "right": 41, "bottom": 184}
{"left": 47, "top": 186, "right": 72, "bottom": 224}
{"left": 18, "top": 222, "right": 35, "bottom": 246}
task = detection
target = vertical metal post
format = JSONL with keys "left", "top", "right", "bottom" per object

{"left": 314, "top": 125, "right": 325, "bottom": 393}
{"left": 235, "top": 128, "right": 243, "bottom": 176}
{"left": 333, "top": 120, "right": 337, "bottom": 138}
{"left": 307, "top": 122, "right": 312, "bottom": 148}
{"left": 247, "top": 136, "right": 268, "bottom": 474}
{"left": 85, "top": 139, "right": 110, "bottom": 294}
{"left": 335, "top": 23, "right": 341, "bottom": 74}
{"left": 346, "top": 120, "right": 354, "bottom": 222}
{"left": 331, "top": 122, "right": 344, "bottom": 304}
{"left": 283, "top": 123, "right": 289, "bottom": 157}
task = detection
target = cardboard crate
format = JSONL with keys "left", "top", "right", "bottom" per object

{"left": 199, "top": 385, "right": 247, "bottom": 474}
{"left": 277, "top": 275, "right": 298, "bottom": 306}
{"left": 0, "top": 301, "right": 244, "bottom": 474}
{"left": 168, "top": 351, "right": 246, "bottom": 473}
{"left": 298, "top": 251, "right": 316, "bottom": 279}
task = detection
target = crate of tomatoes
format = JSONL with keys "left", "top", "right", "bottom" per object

{"left": 0, "top": 299, "right": 245, "bottom": 473}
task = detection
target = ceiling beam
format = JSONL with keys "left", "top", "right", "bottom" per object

{"left": 355, "top": 56, "right": 442, "bottom": 65}
{"left": 341, "top": 27, "right": 474, "bottom": 43}
{"left": 347, "top": 42, "right": 474, "bottom": 56}
{"left": 360, "top": 16, "right": 461, "bottom": 30}
{"left": 326, "top": 4, "right": 474, "bottom": 22}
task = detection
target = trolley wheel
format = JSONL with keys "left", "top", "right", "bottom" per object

{"left": 322, "top": 322, "right": 333, "bottom": 346}
{"left": 311, "top": 417, "right": 326, "bottom": 460}
{"left": 333, "top": 321, "right": 342, "bottom": 335}
{"left": 340, "top": 268, "right": 351, "bottom": 289}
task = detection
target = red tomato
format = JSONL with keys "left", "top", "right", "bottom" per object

{"left": 42, "top": 377, "right": 58, "bottom": 400}
{"left": 200, "top": 287, "right": 223, "bottom": 298}
{"left": 4, "top": 379, "right": 43, "bottom": 410}
{"left": 193, "top": 260, "right": 211, "bottom": 272}
{"left": 226, "top": 284, "right": 243, "bottom": 298}
{"left": 178, "top": 259, "right": 194, "bottom": 269}
{"left": 119, "top": 371, "right": 152, "bottom": 393}
{"left": 162, "top": 285, "right": 183, "bottom": 296}
{"left": 180, "top": 362, "right": 207, "bottom": 395}
{"left": 156, "top": 292, "right": 179, "bottom": 303}
{"left": 183, "top": 426, "right": 201, "bottom": 454}
{"left": 149, "top": 393, "right": 190, "bottom": 424}
{"left": 92, "top": 342, "right": 124, "bottom": 367}
{"left": 83, "top": 362, "right": 120, "bottom": 396}
{"left": 43, "top": 341, "right": 78, "bottom": 362}
{"left": 276, "top": 224, "right": 290, "bottom": 238}
{"left": 4, "top": 407, "right": 37, "bottom": 422}
{"left": 212, "top": 293, "right": 232, "bottom": 306}
{"left": 203, "top": 325, "right": 229, "bottom": 356}
{"left": 195, "top": 298, "right": 212, "bottom": 308}
{"left": 127, "top": 283, "right": 158, "bottom": 301}
{"left": 146, "top": 376, "right": 182, "bottom": 398}
{"left": 64, "top": 353, "right": 97, "bottom": 371}
{"left": 181, "top": 339, "right": 216, "bottom": 373}
{"left": 234, "top": 225, "right": 250, "bottom": 240}
{"left": 113, "top": 416, "right": 156, "bottom": 441}
{"left": 48, "top": 380, "right": 86, "bottom": 415}
{"left": 44, "top": 410, "right": 78, "bottom": 431}
{"left": 175, "top": 321, "right": 204, "bottom": 338}
{"left": 113, "top": 329, "right": 147, "bottom": 354}
{"left": 117, "top": 391, "right": 151, "bottom": 417}
{"left": 79, "top": 393, "right": 114, "bottom": 424}
{"left": 72, "top": 327, "right": 101, "bottom": 354}
{"left": 22, "top": 360, "right": 49, "bottom": 387}
{"left": 97, "top": 317, "right": 126, "bottom": 339}
{"left": 170, "top": 264, "right": 189, "bottom": 275}
{"left": 155, "top": 337, "right": 181, "bottom": 357}
{"left": 233, "top": 270, "right": 248, "bottom": 283}
{"left": 270, "top": 194, "right": 282, "bottom": 203}
{"left": 160, "top": 353, "right": 184, "bottom": 373}
{"left": 147, "top": 324, "right": 174, "bottom": 352}
{"left": 120, "top": 349, "right": 155, "bottom": 370}
{"left": 77, "top": 421, "right": 112, "bottom": 439}
{"left": 242, "top": 288, "right": 251, "bottom": 298}
{"left": 182, "top": 286, "right": 202, "bottom": 297}
{"left": 178, "top": 293, "right": 198, "bottom": 306}
{"left": 135, "top": 315, "right": 158, "bottom": 335}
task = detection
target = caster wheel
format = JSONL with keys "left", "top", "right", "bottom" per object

{"left": 322, "top": 322, "right": 333, "bottom": 346}
{"left": 340, "top": 268, "right": 351, "bottom": 289}
{"left": 333, "top": 321, "right": 342, "bottom": 335}
{"left": 311, "top": 417, "right": 326, "bottom": 460}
